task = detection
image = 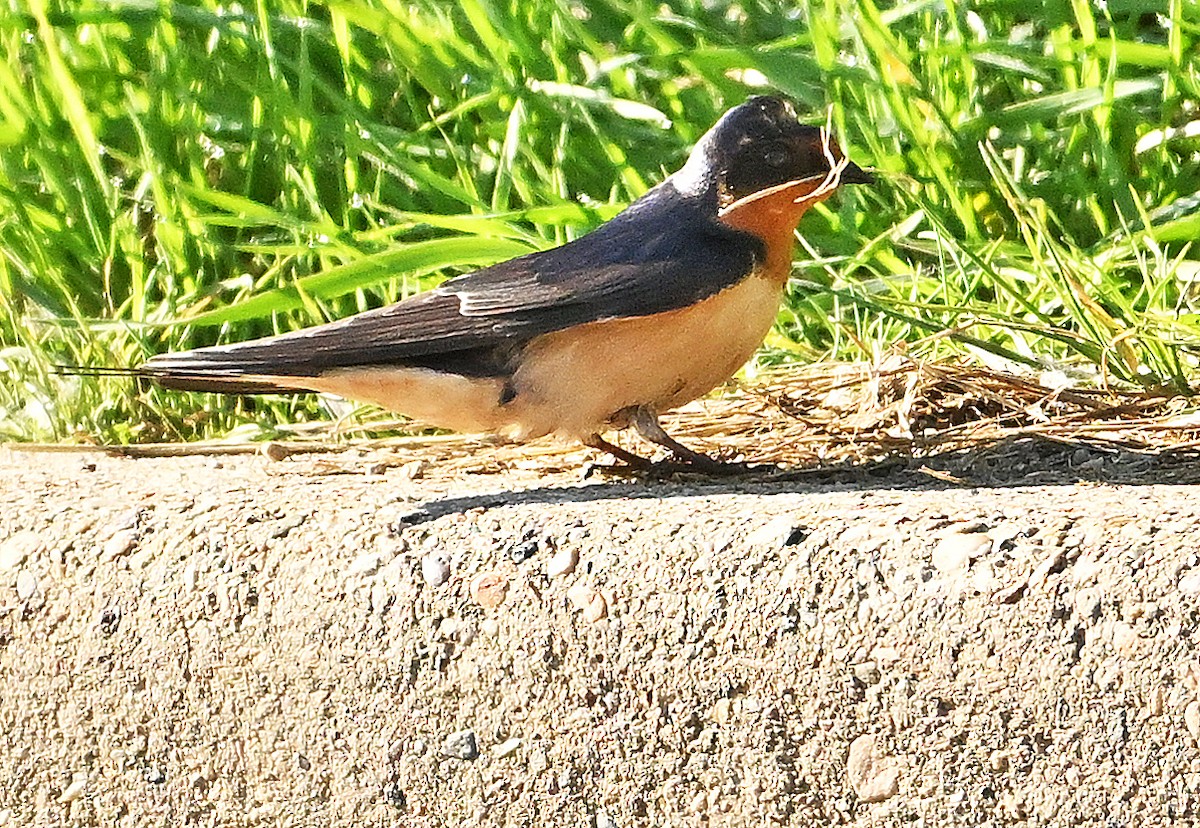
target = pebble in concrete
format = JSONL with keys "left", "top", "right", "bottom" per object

{"left": 547, "top": 546, "right": 578, "bottom": 578}
{"left": 442, "top": 729, "right": 479, "bottom": 760}
{"left": 15, "top": 570, "right": 37, "bottom": 601}
{"left": 567, "top": 581, "right": 607, "bottom": 622}
{"left": 932, "top": 532, "right": 990, "bottom": 574}
{"left": 471, "top": 572, "right": 509, "bottom": 608}
{"left": 846, "top": 733, "right": 900, "bottom": 803}
{"left": 0, "top": 530, "right": 39, "bottom": 570}
{"left": 58, "top": 773, "right": 86, "bottom": 804}
{"left": 421, "top": 554, "right": 450, "bottom": 587}
{"left": 493, "top": 737, "right": 521, "bottom": 758}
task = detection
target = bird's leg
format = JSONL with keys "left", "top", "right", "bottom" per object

{"left": 629, "top": 406, "right": 746, "bottom": 474}
{"left": 584, "top": 408, "right": 752, "bottom": 476}
{"left": 582, "top": 433, "right": 657, "bottom": 470}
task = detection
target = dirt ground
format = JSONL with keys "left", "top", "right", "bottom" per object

{"left": 2, "top": 437, "right": 1200, "bottom": 827}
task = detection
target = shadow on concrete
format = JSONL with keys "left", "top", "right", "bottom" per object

{"left": 401, "top": 435, "right": 1200, "bottom": 524}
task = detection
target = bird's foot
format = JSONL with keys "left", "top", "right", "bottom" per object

{"left": 629, "top": 406, "right": 765, "bottom": 475}
{"left": 582, "top": 433, "right": 764, "bottom": 478}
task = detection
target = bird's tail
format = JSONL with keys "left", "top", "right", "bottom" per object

{"left": 56, "top": 354, "right": 301, "bottom": 395}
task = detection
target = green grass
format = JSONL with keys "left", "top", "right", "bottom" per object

{"left": 1, "top": 0, "right": 1197, "bottom": 442}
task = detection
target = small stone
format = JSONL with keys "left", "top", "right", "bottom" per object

{"left": 15, "top": 570, "right": 37, "bottom": 601}
{"left": 994, "top": 580, "right": 1027, "bottom": 604}
{"left": 1074, "top": 589, "right": 1101, "bottom": 623}
{"left": 777, "top": 557, "right": 809, "bottom": 593}
{"left": 846, "top": 734, "right": 900, "bottom": 803}
{"left": 442, "top": 729, "right": 479, "bottom": 760}
{"left": 260, "top": 442, "right": 289, "bottom": 461}
{"left": 347, "top": 552, "right": 383, "bottom": 577}
{"left": 1028, "top": 550, "right": 1066, "bottom": 589}
{"left": 546, "top": 546, "right": 578, "bottom": 578}
{"left": 145, "top": 767, "right": 166, "bottom": 784}
{"left": 853, "top": 661, "right": 881, "bottom": 685}
{"left": 567, "top": 581, "right": 593, "bottom": 609}
{"left": 595, "top": 812, "right": 618, "bottom": 828}
{"left": 98, "top": 607, "right": 121, "bottom": 636}
{"left": 58, "top": 773, "right": 85, "bottom": 803}
{"left": 986, "top": 523, "right": 1023, "bottom": 550}
{"left": 872, "top": 647, "right": 900, "bottom": 665}
{"left": 508, "top": 539, "right": 538, "bottom": 565}
{"left": 370, "top": 583, "right": 389, "bottom": 615}
{"left": 1179, "top": 570, "right": 1200, "bottom": 594}
{"left": 398, "top": 460, "right": 426, "bottom": 480}
{"left": 493, "top": 737, "right": 521, "bottom": 758}
{"left": 1185, "top": 701, "right": 1200, "bottom": 742}
{"left": 102, "top": 529, "right": 137, "bottom": 562}
{"left": 0, "top": 807, "right": 11, "bottom": 825}
{"left": 0, "top": 530, "right": 40, "bottom": 570}
{"left": 988, "top": 750, "right": 1009, "bottom": 772}
{"left": 931, "top": 533, "right": 989, "bottom": 574}
{"left": 421, "top": 554, "right": 450, "bottom": 587}
{"left": 1071, "top": 552, "right": 1103, "bottom": 584}
{"left": 113, "top": 509, "right": 141, "bottom": 531}
{"left": 567, "top": 582, "right": 607, "bottom": 622}
{"left": 970, "top": 560, "right": 997, "bottom": 592}
{"left": 1112, "top": 622, "right": 1140, "bottom": 657}
{"left": 745, "top": 517, "right": 806, "bottom": 549}
{"left": 1148, "top": 686, "right": 1165, "bottom": 718}
{"left": 582, "top": 592, "right": 608, "bottom": 623}
{"left": 384, "top": 782, "right": 406, "bottom": 808}
{"left": 470, "top": 572, "right": 509, "bottom": 608}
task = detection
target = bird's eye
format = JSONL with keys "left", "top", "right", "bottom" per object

{"left": 764, "top": 149, "right": 789, "bottom": 167}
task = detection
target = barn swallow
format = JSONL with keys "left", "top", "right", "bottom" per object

{"left": 138, "top": 96, "right": 873, "bottom": 471}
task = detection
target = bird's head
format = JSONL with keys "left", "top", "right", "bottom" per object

{"left": 673, "top": 96, "right": 873, "bottom": 213}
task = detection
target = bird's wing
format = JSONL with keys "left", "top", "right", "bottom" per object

{"left": 142, "top": 185, "right": 764, "bottom": 386}
{"left": 437, "top": 188, "right": 763, "bottom": 327}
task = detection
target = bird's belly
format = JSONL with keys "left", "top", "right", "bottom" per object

{"left": 506, "top": 272, "right": 786, "bottom": 440}
{"left": 300, "top": 366, "right": 512, "bottom": 435}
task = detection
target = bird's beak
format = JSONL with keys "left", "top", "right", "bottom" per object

{"left": 839, "top": 160, "right": 875, "bottom": 185}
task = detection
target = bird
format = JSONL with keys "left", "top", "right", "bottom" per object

{"left": 135, "top": 96, "right": 874, "bottom": 471}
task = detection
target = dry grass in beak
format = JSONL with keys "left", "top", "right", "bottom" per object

{"left": 797, "top": 117, "right": 851, "bottom": 204}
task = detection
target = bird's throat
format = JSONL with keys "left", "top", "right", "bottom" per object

{"left": 717, "top": 177, "right": 835, "bottom": 283}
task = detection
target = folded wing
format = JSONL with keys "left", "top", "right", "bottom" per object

{"left": 142, "top": 183, "right": 764, "bottom": 392}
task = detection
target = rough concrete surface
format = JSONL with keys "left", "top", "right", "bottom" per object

{"left": 1, "top": 442, "right": 1199, "bottom": 827}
